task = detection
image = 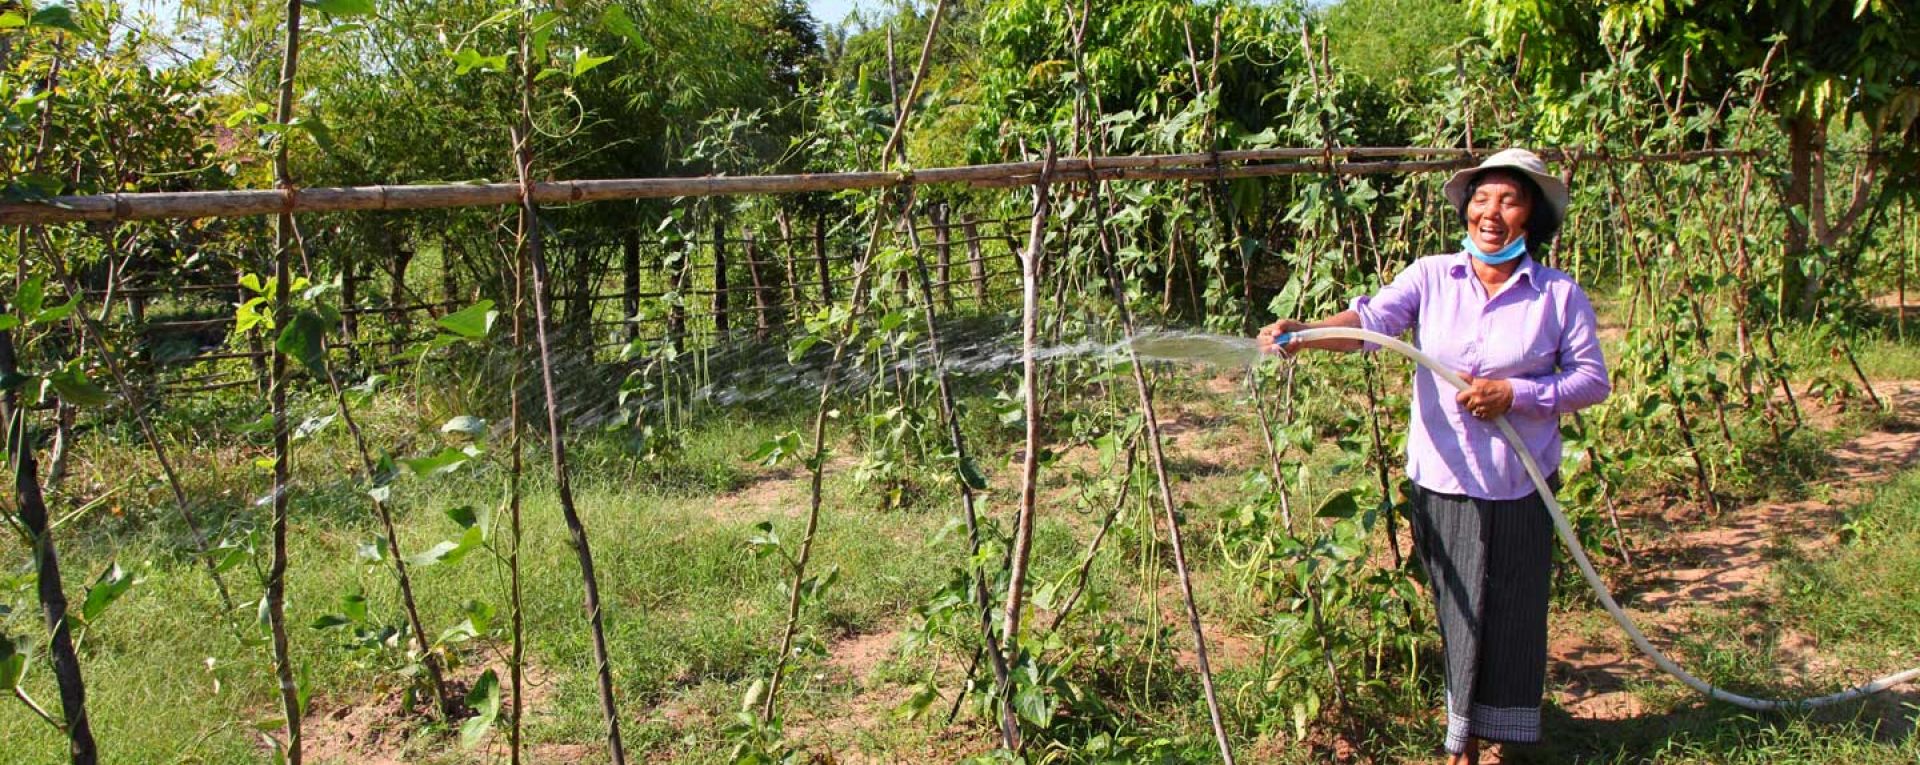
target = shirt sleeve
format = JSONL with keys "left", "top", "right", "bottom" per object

{"left": 1349, "top": 260, "right": 1424, "bottom": 351}
{"left": 1507, "top": 283, "right": 1611, "bottom": 417}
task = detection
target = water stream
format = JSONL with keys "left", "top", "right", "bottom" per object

{"left": 579, "top": 324, "right": 1270, "bottom": 425}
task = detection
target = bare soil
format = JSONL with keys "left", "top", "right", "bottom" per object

{"left": 304, "top": 648, "right": 554, "bottom": 764}
{"left": 1547, "top": 381, "right": 1920, "bottom": 723}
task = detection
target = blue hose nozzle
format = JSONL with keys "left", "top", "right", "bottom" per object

{"left": 1271, "top": 332, "right": 1294, "bottom": 348}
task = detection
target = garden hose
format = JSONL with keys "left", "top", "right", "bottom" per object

{"left": 1276, "top": 327, "right": 1920, "bottom": 711}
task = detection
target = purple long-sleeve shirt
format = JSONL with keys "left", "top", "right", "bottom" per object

{"left": 1350, "top": 251, "right": 1611, "bottom": 500}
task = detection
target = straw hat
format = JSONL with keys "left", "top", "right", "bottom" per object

{"left": 1442, "top": 148, "right": 1569, "bottom": 222}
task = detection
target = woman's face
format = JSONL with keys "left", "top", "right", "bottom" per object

{"left": 1466, "top": 171, "right": 1532, "bottom": 252}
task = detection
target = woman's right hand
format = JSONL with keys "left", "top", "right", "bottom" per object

{"left": 1258, "top": 319, "right": 1311, "bottom": 356}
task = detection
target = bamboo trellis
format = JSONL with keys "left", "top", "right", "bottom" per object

{"left": 0, "top": 147, "right": 1756, "bottom": 226}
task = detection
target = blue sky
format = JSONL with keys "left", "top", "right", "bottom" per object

{"left": 807, "top": 0, "right": 878, "bottom": 27}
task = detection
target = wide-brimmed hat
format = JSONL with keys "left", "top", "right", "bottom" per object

{"left": 1442, "top": 148, "right": 1569, "bottom": 222}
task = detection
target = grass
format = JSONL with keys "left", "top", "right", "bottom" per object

{"left": 4, "top": 306, "right": 1919, "bottom": 764}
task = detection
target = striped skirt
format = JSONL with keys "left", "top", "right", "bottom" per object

{"left": 1407, "top": 478, "right": 1557, "bottom": 755}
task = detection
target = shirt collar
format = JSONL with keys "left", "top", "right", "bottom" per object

{"left": 1449, "top": 248, "right": 1540, "bottom": 292}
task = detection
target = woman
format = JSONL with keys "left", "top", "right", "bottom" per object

{"left": 1258, "top": 148, "right": 1610, "bottom": 764}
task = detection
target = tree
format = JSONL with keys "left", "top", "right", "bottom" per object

{"left": 1323, "top": 0, "right": 1476, "bottom": 90}
{"left": 1467, "top": 0, "right": 1920, "bottom": 317}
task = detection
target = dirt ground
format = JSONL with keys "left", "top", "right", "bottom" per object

{"left": 1545, "top": 382, "right": 1920, "bottom": 735}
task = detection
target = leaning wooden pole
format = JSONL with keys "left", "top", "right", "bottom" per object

{"left": 1065, "top": 18, "right": 1235, "bottom": 753}
{"left": 996, "top": 148, "right": 1054, "bottom": 750}
{"left": 44, "top": 233, "right": 234, "bottom": 614}
{"left": 265, "top": 0, "right": 307, "bottom": 757}
{"left": 761, "top": 229, "right": 876, "bottom": 724}
{"left": 1, "top": 309, "right": 97, "bottom": 765}
{"left": 1082, "top": 183, "right": 1239, "bottom": 765}
{"left": 764, "top": 7, "right": 945, "bottom": 723}
{"left": 513, "top": 9, "right": 626, "bottom": 763}
{"left": 316, "top": 343, "right": 454, "bottom": 716}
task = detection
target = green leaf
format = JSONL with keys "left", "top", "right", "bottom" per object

{"left": 1012, "top": 684, "right": 1053, "bottom": 726}
{"left": 14, "top": 276, "right": 45, "bottom": 318}
{"left": 435, "top": 300, "right": 496, "bottom": 339}
{"left": 739, "top": 677, "right": 767, "bottom": 713}
{"left": 744, "top": 521, "right": 782, "bottom": 559}
{"left": 0, "top": 315, "right": 18, "bottom": 331}
{"left": 46, "top": 363, "right": 110, "bottom": 408}
{"left": 79, "top": 562, "right": 135, "bottom": 624}
{"left": 440, "top": 415, "right": 488, "bottom": 438}
{"left": 288, "top": 115, "right": 335, "bottom": 152}
{"left": 0, "top": 634, "right": 28, "bottom": 691}
{"left": 301, "top": 0, "right": 374, "bottom": 16}
{"left": 400, "top": 446, "right": 479, "bottom": 476}
{"left": 448, "top": 48, "right": 510, "bottom": 75}
{"left": 275, "top": 310, "right": 329, "bottom": 377}
{"left": 293, "top": 414, "right": 336, "bottom": 441}
{"left": 459, "top": 670, "right": 501, "bottom": 749}
{"left": 958, "top": 456, "right": 988, "bottom": 491}
{"left": 444, "top": 504, "right": 491, "bottom": 535}
{"left": 1313, "top": 489, "right": 1361, "bottom": 520}
{"left": 599, "top": 6, "right": 650, "bottom": 52}
{"left": 296, "top": 661, "right": 313, "bottom": 717}
{"left": 891, "top": 680, "right": 939, "bottom": 721}
{"left": 571, "top": 48, "right": 615, "bottom": 77}
{"left": 29, "top": 5, "right": 84, "bottom": 35}
{"left": 786, "top": 333, "right": 822, "bottom": 363}
{"left": 32, "top": 298, "right": 77, "bottom": 325}
{"left": 407, "top": 526, "right": 482, "bottom": 568}
{"left": 0, "top": 12, "right": 25, "bottom": 29}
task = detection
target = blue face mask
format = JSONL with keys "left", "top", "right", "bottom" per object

{"left": 1461, "top": 234, "right": 1528, "bottom": 265}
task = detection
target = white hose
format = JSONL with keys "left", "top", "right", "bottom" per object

{"left": 1284, "top": 326, "right": 1920, "bottom": 711}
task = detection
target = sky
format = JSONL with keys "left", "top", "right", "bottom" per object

{"left": 807, "top": 0, "right": 880, "bottom": 27}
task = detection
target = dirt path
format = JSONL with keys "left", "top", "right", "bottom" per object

{"left": 1548, "top": 381, "right": 1920, "bottom": 723}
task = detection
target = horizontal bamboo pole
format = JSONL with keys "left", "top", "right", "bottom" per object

{"left": 0, "top": 147, "right": 1758, "bottom": 226}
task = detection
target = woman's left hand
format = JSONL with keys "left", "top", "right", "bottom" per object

{"left": 1455, "top": 374, "right": 1514, "bottom": 420}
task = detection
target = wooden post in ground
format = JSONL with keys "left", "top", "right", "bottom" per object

{"left": 622, "top": 228, "right": 641, "bottom": 344}
{"left": 745, "top": 233, "right": 774, "bottom": 340}
{"left": 932, "top": 203, "right": 953, "bottom": 311}
{"left": 339, "top": 250, "right": 360, "bottom": 369}
{"left": 814, "top": 213, "right": 833, "bottom": 306}
{"left": 387, "top": 237, "right": 414, "bottom": 357}
{"left": 1900, "top": 198, "right": 1911, "bottom": 342}
{"left": 1, "top": 299, "right": 99, "bottom": 765}
{"left": 962, "top": 214, "right": 987, "bottom": 303}
{"left": 439, "top": 236, "right": 459, "bottom": 316}
{"left": 513, "top": 12, "right": 627, "bottom": 760}
{"left": 776, "top": 209, "right": 802, "bottom": 311}
{"left": 712, "top": 210, "right": 730, "bottom": 337}
{"left": 667, "top": 237, "right": 688, "bottom": 349}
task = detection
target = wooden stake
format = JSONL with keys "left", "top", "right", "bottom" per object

{"left": 962, "top": 214, "right": 988, "bottom": 304}
{"left": 901, "top": 195, "right": 1015, "bottom": 748}
{"left": 515, "top": 8, "right": 626, "bottom": 761}
{"left": 998, "top": 149, "right": 1055, "bottom": 751}
{"left": 622, "top": 228, "right": 641, "bottom": 344}
{"left": 45, "top": 247, "right": 234, "bottom": 611}
{"left": 1, "top": 301, "right": 98, "bottom": 765}
{"left": 712, "top": 210, "right": 729, "bottom": 337}
{"left": 265, "top": 0, "right": 307, "bottom": 757}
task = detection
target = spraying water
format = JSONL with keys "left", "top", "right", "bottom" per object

{"left": 577, "top": 324, "right": 1267, "bottom": 423}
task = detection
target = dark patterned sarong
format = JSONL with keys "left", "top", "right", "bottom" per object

{"left": 1408, "top": 477, "right": 1557, "bottom": 755}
